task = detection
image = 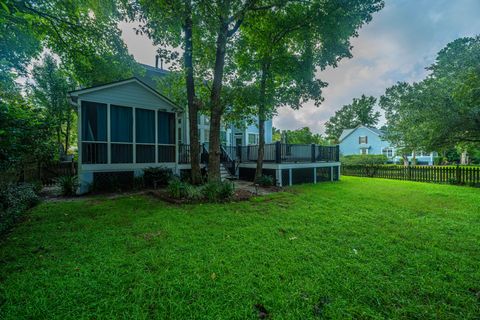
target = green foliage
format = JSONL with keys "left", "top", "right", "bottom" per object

{"left": 143, "top": 167, "right": 173, "bottom": 188}
{"left": 1, "top": 177, "right": 480, "bottom": 318}
{"left": 0, "top": 183, "right": 40, "bottom": 234}
{"left": 166, "top": 177, "right": 186, "bottom": 199}
{"left": 341, "top": 155, "right": 388, "bottom": 166}
{"left": 325, "top": 95, "right": 380, "bottom": 141}
{"left": 380, "top": 36, "right": 480, "bottom": 153}
{"left": 273, "top": 127, "right": 327, "bottom": 145}
{"left": 255, "top": 175, "right": 274, "bottom": 187}
{"left": 1, "top": 1, "right": 137, "bottom": 88}
{"left": 56, "top": 175, "right": 78, "bottom": 196}
{"left": 29, "top": 54, "right": 77, "bottom": 158}
{"left": 202, "top": 181, "right": 235, "bottom": 203}
{"left": 0, "top": 94, "right": 56, "bottom": 173}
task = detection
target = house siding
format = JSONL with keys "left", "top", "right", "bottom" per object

{"left": 77, "top": 82, "right": 176, "bottom": 111}
{"left": 340, "top": 127, "right": 390, "bottom": 156}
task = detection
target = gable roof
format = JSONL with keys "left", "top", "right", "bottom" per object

{"left": 339, "top": 125, "right": 384, "bottom": 142}
{"left": 68, "top": 77, "right": 181, "bottom": 111}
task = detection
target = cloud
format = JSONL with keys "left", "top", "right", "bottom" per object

{"left": 273, "top": 0, "right": 480, "bottom": 133}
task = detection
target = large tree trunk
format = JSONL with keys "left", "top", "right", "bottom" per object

{"left": 402, "top": 154, "right": 409, "bottom": 166}
{"left": 254, "top": 62, "right": 269, "bottom": 181}
{"left": 183, "top": 0, "right": 202, "bottom": 184}
{"left": 208, "top": 22, "right": 229, "bottom": 182}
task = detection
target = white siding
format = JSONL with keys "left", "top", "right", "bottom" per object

{"left": 77, "top": 81, "right": 175, "bottom": 111}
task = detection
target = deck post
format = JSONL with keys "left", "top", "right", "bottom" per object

{"left": 311, "top": 144, "right": 316, "bottom": 162}
{"left": 275, "top": 141, "right": 282, "bottom": 163}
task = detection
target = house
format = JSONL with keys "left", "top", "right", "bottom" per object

{"left": 69, "top": 63, "right": 339, "bottom": 193}
{"left": 339, "top": 125, "right": 436, "bottom": 165}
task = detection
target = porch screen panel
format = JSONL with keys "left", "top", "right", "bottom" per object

{"left": 158, "top": 111, "right": 175, "bottom": 162}
{"left": 111, "top": 105, "right": 133, "bottom": 142}
{"left": 82, "top": 101, "right": 107, "bottom": 141}
{"left": 136, "top": 108, "right": 155, "bottom": 163}
{"left": 111, "top": 105, "right": 133, "bottom": 163}
{"left": 81, "top": 101, "right": 107, "bottom": 163}
{"left": 136, "top": 109, "right": 155, "bottom": 143}
{"left": 158, "top": 112, "right": 175, "bottom": 144}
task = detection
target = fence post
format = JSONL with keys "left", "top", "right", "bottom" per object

{"left": 456, "top": 165, "right": 461, "bottom": 184}
{"left": 275, "top": 141, "right": 282, "bottom": 163}
{"left": 311, "top": 144, "right": 316, "bottom": 163}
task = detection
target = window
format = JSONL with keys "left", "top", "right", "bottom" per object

{"left": 360, "top": 148, "right": 368, "bottom": 155}
{"left": 110, "top": 105, "right": 133, "bottom": 163}
{"left": 248, "top": 133, "right": 258, "bottom": 145}
{"left": 359, "top": 136, "right": 368, "bottom": 144}
{"left": 81, "top": 101, "right": 107, "bottom": 164}
{"left": 382, "top": 147, "right": 394, "bottom": 158}
{"left": 136, "top": 108, "right": 155, "bottom": 163}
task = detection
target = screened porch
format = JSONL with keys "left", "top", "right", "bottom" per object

{"left": 80, "top": 100, "right": 176, "bottom": 165}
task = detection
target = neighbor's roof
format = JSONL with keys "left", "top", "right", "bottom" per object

{"left": 339, "top": 125, "right": 384, "bottom": 142}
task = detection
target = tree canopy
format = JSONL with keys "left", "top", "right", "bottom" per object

{"left": 380, "top": 36, "right": 480, "bottom": 157}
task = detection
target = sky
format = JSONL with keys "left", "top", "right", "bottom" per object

{"left": 119, "top": 0, "right": 480, "bottom": 134}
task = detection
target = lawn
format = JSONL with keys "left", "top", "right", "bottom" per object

{"left": 1, "top": 177, "right": 479, "bottom": 319}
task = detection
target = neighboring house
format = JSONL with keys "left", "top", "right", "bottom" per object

{"left": 339, "top": 125, "right": 436, "bottom": 165}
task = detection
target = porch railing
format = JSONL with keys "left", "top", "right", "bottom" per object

{"left": 179, "top": 142, "right": 339, "bottom": 164}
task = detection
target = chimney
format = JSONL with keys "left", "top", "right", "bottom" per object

{"left": 155, "top": 55, "right": 159, "bottom": 69}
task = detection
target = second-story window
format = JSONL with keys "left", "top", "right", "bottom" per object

{"left": 359, "top": 136, "right": 368, "bottom": 144}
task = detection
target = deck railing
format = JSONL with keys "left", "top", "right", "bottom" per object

{"left": 179, "top": 142, "right": 339, "bottom": 164}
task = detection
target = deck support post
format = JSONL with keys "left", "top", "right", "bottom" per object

{"left": 275, "top": 141, "right": 282, "bottom": 163}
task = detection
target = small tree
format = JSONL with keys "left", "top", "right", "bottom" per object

{"left": 30, "top": 54, "right": 77, "bottom": 159}
{"left": 325, "top": 95, "right": 380, "bottom": 142}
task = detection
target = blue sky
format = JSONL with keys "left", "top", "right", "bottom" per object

{"left": 120, "top": 0, "right": 480, "bottom": 134}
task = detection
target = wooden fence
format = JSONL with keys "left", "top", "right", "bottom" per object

{"left": 1, "top": 161, "right": 77, "bottom": 187}
{"left": 341, "top": 165, "right": 480, "bottom": 186}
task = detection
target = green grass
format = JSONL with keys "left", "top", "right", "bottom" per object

{"left": 1, "top": 177, "right": 479, "bottom": 319}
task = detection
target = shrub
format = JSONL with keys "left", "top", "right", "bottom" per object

{"left": 341, "top": 155, "right": 388, "bottom": 166}
{"left": 184, "top": 184, "right": 203, "bottom": 201}
{"left": 255, "top": 175, "right": 274, "bottom": 187}
{"left": 0, "top": 183, "right": 40, "bottom": 234}
{"left": 143, "top": 167, "right": 173, "bottom": 188}
{"left": 166, "top": 177, "right": 186, "bottom": 199}
{"left": 202, "top": 181, "right": 235, "bottom": 202}
{"left": 56, "top": 175, "right": 78, "bottom": 196}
